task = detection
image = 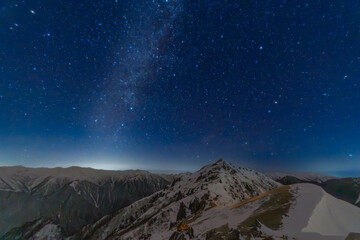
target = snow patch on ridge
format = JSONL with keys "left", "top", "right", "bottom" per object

{"left": 356, "top": 193, "right": 360, "bottom": 205}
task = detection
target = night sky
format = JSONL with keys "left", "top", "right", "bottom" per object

{"left": 1, "top": 0, "right": 360, "bottom": 175}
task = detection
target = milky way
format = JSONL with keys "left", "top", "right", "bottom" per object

{"left": 92, "top": 1, "right": 184, "bottom": 144}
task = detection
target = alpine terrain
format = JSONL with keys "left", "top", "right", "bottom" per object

{"left": 1, "top": 160, "right": 360, "bottom": 240}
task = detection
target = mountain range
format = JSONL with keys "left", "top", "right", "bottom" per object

{"left": 0, "top": 166, "right": 172, "bottom": 237}
{"left": 0, "top": 159, "right": 359, "bottom": 240}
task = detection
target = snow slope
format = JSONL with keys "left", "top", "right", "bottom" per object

{"left": 302, "top": 187, "right": 360, "bottom": 236}
{"left": 259, "top": 183, "right": 360, "bottom": 240}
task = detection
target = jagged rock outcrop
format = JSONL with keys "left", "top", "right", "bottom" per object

{"left": 205, "top": 224, "right": 240, "bottom": 240}
{"left": 0, "top": 219, "right": 63, "bottom": 240}
{"left": 176, "top": 202, "right": 187, "bottom": 221}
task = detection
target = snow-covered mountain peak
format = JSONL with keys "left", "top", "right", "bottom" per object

{"left": 164, "top": 160, "right": 277, "bottom": 210}
{"left": 191, "top": 159, "right": 279, "bottom": 205}
{"left": 169, "top": 159, "right": 280, "bottom": 205}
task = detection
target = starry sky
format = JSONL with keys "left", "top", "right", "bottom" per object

{"left": 1, "top": 0, "right": 360, "bottom": 176}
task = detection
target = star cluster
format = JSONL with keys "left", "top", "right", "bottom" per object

{"left": 1, "top": 0, "right": 360, "bottom": 174}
